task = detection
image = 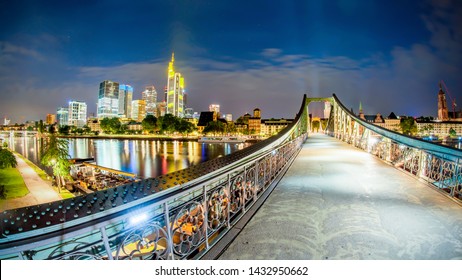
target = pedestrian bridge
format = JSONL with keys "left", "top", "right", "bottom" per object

{"left": 1, "top": 94, "right": 461, "bottom": 260}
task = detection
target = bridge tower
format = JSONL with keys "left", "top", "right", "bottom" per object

{"left": 304, "top": 96, "right": 334, "bottom": 135}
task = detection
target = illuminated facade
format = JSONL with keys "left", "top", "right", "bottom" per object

{"left": 416, "top": 121, "right": 462, "bottom": 137}
{"left": 46, "top": 114, "right": 56, "bottom": 125}
{"left": 118, "top": 84, "right": 133, "bottom": 118}
{"left": 438, "top": 83, "right": 449, "bottom": 121}
{"left": 166, "top": 53, "right": 185, "bottom": 117}
{"left": 248, "top": 108, "right": 262, "bottom": 135}
{"left": 142, "top": 85, "right": 157, "bottom": 117}
{"left": 68, "top": 100, "right": 87, "bottom": 128}
{"left": 56, "top": 107, "right": 69, "bottom": 127}
{"left": 209, "top": 104, "right": 220, "bottom": 115}
{"left": 261, "top": 119, "right": 293, "bottom": 136}
{"left": 87, "top": 117, "right": 101, "bottom": 133}
{"left": 157, "top": 101, "right": 166, "bottom": 117}
{"left": 98, "top": 80, "right": 120, "bottom": 119}
{"left": 131, "top": 100, "right": 146, "bottom": 122}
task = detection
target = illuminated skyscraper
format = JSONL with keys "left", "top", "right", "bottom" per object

{"left": 166, "top": 53, "right": 185, "bottom": 117}
{"left": 142, "top": 85, "right": 158, "bottom": 116}
{"left": 131, "top": 100, "right": 146, "bottom": 122}
{"left": 118, "top": 84, "right": 133, "bottom": 118}
{"left": 68, "top": 100, "right": 87, "bottom": 128}
{"left": 56, "top": 107, "right": 68, "bottom": 126}
{"left": 98, "top": 80, "right": 120, "bottom": 119}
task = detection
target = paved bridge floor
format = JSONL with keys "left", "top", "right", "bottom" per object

{"left": 219, "top": 134, "right": 462, "bottom": 260}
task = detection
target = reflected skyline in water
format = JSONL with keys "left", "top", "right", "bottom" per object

{"left": 8, "top": 136, "right": 250, "bottom": 178}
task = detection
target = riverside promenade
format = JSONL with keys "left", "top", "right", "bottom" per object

{"left": 220, "top": 134, "right": 462, "bottom": 260}
{"left": 0, "top": 155, "right": 60, "bottom": 211}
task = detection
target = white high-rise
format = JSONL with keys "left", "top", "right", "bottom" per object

{"left": 68, "top": 100, "right": 87, "bottom": 128}
{"left": 142, "top": 85, "right": 157, "bottom": 117}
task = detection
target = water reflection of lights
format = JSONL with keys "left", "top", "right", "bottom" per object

{"left": 124, "top": 140, "right": 129, "bottom": 157}
{"left": 173, "top": 141, "right": 179, "bottom": 160}
{"left": 13, "top": 137, "right": 252, "bottom": 179}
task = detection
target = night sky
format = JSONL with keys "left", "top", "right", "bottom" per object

{"left": 1, "top": 0, "right": 461, "bottom": 123}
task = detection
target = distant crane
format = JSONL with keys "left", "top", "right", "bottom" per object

{"left": 441, "top": 80, "right": 457, "bottom": 118}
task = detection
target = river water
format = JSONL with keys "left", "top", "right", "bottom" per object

{"left": 7, "top": 136, "right": 250, "bottom": 178}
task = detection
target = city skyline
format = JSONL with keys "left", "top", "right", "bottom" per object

{"left": 1, "top": 0, "right": 461, "bottom": 123}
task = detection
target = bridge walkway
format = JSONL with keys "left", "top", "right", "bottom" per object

{"left": 219, "top": 134, "right": 462, "bottom": 259}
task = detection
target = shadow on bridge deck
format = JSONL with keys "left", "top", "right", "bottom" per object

{"left": 219, "top": 133, "right": 462, "bottom": 260}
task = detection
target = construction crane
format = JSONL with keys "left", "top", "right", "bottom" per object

{"left": 441, "top": 80, "right": 457, "bottom": 118}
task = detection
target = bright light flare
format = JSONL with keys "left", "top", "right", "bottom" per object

{"left": 128, "top": 213, "right": 148, "bottom": 226}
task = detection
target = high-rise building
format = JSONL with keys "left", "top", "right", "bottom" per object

{"left": 56, "top": 107, "right": 69, "bottom": 127}
{"left": 184, "top": 108, "right": 194, "bottom": 118}
{"left": 46, "top": 114, "right": 56, "bottom": 125}
{"left": 225, "top": 114, "right": 233, "bottom": 122}
{"left": 166, "top": 53, "right": 185, "bottom": 117}
{"left": 131, "top": 100, "right": 146, "bottom": 122}
{"left": 438, "top": 83, "right": 449, "bottom": 121}
{"left": 142, "top": 85, "right": 158, "bottom": 116}
{"left": 98, "top": 80, "right": 133, "bottom": 119}
{"left": 118, "top": 84, "right": 133, "bottom": 118}
{"left": 157, "top": 101, "right": 167, "bottom": 117}
{"left": 68, "top": 101, "right": 87, "bottom": 128}
{"left": 98, "top": 80, "right": 120, "bottom": 119}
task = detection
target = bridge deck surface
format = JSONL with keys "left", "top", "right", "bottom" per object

{"left": 219, "top": 134, "right": 462, "bottom": 259}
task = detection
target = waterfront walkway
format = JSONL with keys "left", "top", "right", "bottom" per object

{"left": 0, "top": 155, "right": 61, "bottom": 211}
{"left": 220, "top": 134, "right": 462, "bottom": 260}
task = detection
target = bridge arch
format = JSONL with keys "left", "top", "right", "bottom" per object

{"left": 304, "top": 96, "right": 334, "bottom": 133}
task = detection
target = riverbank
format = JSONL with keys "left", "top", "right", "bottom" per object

{"left": 0, "top": 154, "right": 64, "bottom": 211}
{"left": 58, "top": 134, "right": 265, "bottom": 143}
{"left": 13, "top": 152, "right": 74, "bottom": 200}
{"left": 58, "top": 134, "right": 199, "bottom": 141}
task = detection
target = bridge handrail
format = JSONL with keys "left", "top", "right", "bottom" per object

{"left": 332, "top": 94, "right": 462, "bottom": 160}
{"left": 0, "top": 95, "right": 308, "bottom": 259}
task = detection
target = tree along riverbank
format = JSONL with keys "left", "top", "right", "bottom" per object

{"left": 57, "top": 134, "right": 199, "bottom": 141}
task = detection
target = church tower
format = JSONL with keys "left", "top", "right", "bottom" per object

{"left": 437, "top": 82, "right": 449, "bottom": 121}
